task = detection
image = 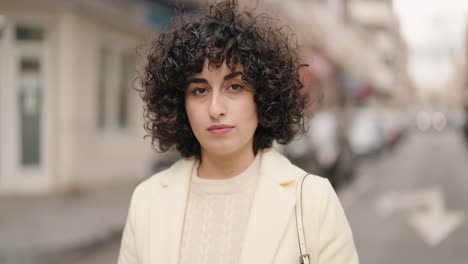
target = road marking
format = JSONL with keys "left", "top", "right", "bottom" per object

{"left": 375, "top": 187, "right": 465, "bottom": 246}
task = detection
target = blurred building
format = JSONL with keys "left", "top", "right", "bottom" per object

{"left": 345, "top": 0, "right": 408, "bottom": 103}
{"left": 431, "top": 16, "right": 468, "bottom": 109}
{"left": 0, "top": 0, "right": 193, "bottom": 194}
{"left": 440, "top": 59, "right": 465, "bottom": 109}
{"left": 242, "top": 0, "right": 408, "bottom": 108}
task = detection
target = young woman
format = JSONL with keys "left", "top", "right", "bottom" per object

{"left": 118, "top": 1, "right": 359, "bottom": 263}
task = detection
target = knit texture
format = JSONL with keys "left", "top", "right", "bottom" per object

{"left": 179, "top": 154, "right": 261, "bottom": 264}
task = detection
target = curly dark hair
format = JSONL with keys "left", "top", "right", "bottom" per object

{"left": 139, "top": 0, "right": 309, "bottom": 158}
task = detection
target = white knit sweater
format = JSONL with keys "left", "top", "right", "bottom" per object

{"left": 179, "top": 154, "right": 261, "bottom": 264}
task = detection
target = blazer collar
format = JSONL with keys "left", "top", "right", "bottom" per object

{"left": 239, "top": 148, "right": 305, "bottom": 263}
{"left": 158, "top": 148, "right": 298, "bottom": 188}
{"left": 149, "top": 148, "right": 304, "bottom": 264}
{"left": 147, "top": 156, "right": 193, "bottom": 263}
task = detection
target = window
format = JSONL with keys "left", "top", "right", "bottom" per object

{"left": 19, "top": 58, "right": 42, "bottom": 166}
{"left": 118, "top": 52, "right": 135, "bottom": 128}
{"left": 98, "top": 46, "right": 110, "bottom": 129}
{"left": 16, "top": 25, "right": 44, "bottom": 42}
{"left": 97, "top": 45, "right": 135, "bottom": 131}
{"left": 0, "top": 16, "right": 5, "bottom": 39}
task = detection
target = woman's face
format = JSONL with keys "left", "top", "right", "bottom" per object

{"left": 185, "top": 59, "right": 258, "bottom": 158}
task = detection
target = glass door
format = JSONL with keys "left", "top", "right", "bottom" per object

{"left": 0, "top": 17, "right": 53, "bottom": 193}
{"left": 18, "top": 56, "right": 42, "bottom": 167}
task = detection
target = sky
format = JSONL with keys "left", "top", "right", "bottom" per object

{"left": 393, "top": 0, "right": 468, "bottom": 90}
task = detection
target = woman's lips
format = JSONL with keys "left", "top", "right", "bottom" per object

{"left": 208, "top": 126, "right": 234, "bottom": 135}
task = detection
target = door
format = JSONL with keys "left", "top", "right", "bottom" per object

{"left": 0, "top": 16, "right": 53, "bottom": 193}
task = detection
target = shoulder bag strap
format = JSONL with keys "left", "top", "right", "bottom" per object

{"left": 295, "top": 173, "right": 310, "bottom": 264}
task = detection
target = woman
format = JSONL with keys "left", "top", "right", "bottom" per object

{"left": 118, "top": 1, "right": 359, "bottom": 263}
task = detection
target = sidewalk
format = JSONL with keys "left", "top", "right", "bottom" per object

{"left": 0, "top": 182, "right": 137, "bottom": 263}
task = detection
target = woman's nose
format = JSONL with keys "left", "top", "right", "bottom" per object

{"left": 208, "top": 92, "right": 226, "bottom": 119}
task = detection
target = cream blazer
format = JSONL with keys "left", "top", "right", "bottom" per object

{"left": 118, "top": 148, "right": 359, "bottom": 264}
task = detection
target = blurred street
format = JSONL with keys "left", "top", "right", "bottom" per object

{"left": 343, "top": 127, "right": 468, "bottom": 263}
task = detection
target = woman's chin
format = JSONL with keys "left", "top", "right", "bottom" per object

{"left": 203, "top": 147, "right": 236, "bottom": 157}
{"left": 201, "top": 143, "right": 245, "bottom": 158}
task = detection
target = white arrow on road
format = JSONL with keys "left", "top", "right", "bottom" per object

{"left": 375, "top": 187, "right": 465, "bottom": 246}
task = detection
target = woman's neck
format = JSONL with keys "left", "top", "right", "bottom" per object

{"left": 197, "top": 149, "right": 256, "bottom": 180}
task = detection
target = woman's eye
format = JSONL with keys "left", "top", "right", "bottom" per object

{"left": 228, "top": 83, "right": 244, "bottom": 92}
{"left": 193, "top": 88, "right": 208, "bottom": 95}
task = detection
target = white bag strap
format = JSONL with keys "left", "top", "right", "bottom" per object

{"left": 295, "top": 173, "right": 310, "bottom": 264}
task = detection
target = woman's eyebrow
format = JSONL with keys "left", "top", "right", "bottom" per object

{"left": 224, "top": 71, "right": 242, "bottom": 81}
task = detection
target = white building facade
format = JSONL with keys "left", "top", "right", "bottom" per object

{"left": 0, "top": 0, "right": 167, "bottom": 194}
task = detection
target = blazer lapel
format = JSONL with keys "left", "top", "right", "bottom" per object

{"left": 239, "top": 149, "right": 303, "bottom": 264}
{"left": 146, "top": 148, "right": 304, "bottom": 264}
{"left": 148, "top": 158, "right": 195, "bottom": 264}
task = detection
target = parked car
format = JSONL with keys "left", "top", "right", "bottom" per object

{"left": 347, "top": 107, "right": 385, "bottom": 157}
{"left": 413, "top": 107, "right": 451, "bottom": 133}
{"left": 281, "top": 111, "right": 356, "bottom": 190}
{"left": 380, "top": 109, "right": 407, "bottom": 151}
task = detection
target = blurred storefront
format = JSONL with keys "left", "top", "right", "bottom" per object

{"left": 0, "top": 0, "right": 185, "bottom": 194}
{"left": 434, "top": 16, "right": 467, "bottom": 110}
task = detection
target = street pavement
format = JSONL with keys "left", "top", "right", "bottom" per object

{"left": 341, "top": 128, "right": 468, "bottom": 264}
{"left": 0, "top": 182, "right": 136, "bottom": 264}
